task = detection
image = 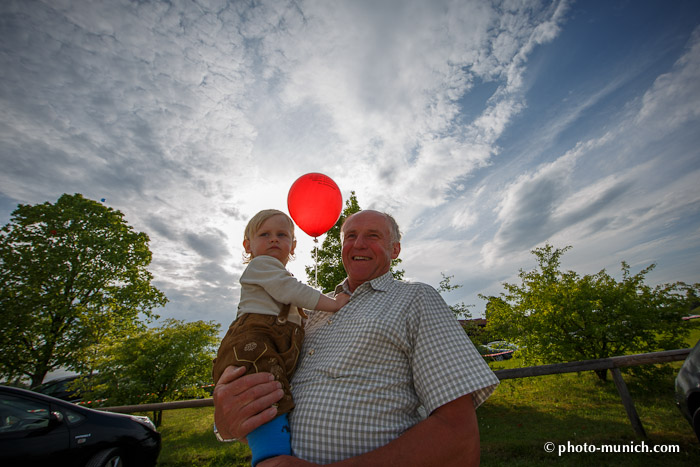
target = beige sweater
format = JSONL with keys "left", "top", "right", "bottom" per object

{"left": 237, "top": 255, "right": 321, "bottom": 326}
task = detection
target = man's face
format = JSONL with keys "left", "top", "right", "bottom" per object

{"left": 341, "top": 211, "right": 400, "bottom": 291}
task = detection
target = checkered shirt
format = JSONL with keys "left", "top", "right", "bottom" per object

{"left": 289, "top": 272, "right": 499, "bottom": 463}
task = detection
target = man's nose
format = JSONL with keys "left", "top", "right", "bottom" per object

{"left": 353, "top": 234, "right": 368, "bottom": 248}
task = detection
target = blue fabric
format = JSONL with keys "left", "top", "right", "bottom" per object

{"left": 247, "top": 413, "right": 291, "bottom": 466}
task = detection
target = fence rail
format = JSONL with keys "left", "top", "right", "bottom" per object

{"left": 492, "top": 348, "right": 691, "bottom": 379}
{"left": 97, "top": 347, "right": 693, "bottom": 437}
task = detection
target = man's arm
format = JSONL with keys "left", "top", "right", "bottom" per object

{"left": 213, "top": 366, "right": 284, "bottom": 441}
{"left": 260, "top": 393, "right": 480, "bottom": 467}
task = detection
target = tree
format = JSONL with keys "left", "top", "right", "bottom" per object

{"left": 482, "top": 244, "right": 696, "bottom": 380}
{"left": 84, "top": 319, "right": 220, "bottom": 426}
{"left": 305, "top": 191, "right": 404, "bottom": 292}
{"left": 437, "top": 273, "right": 486, "bottom": 340}
{"left": 437, "top": 273, "right": 473, "bottom": 318}
{"left": 0, "top": 194, "right": 167, "bottom": 387}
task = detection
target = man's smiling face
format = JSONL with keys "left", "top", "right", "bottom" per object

{"left": 341, "top": 211, "right": 400, "bottom": 292}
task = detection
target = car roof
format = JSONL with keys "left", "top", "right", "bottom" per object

{"left": 2, "top": 385, "right": 89, "bottom": 408}
{"left": 32, "top": 375, "right": 83, "bottom": 388}
{"left": 0, "top": 385, "right": 129, "bottom": 421}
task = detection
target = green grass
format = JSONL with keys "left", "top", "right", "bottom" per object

{"left": 153, "top": 322, "right": 700, "bottom": 466}
{"left": 479, "top": 365, "right": 699, "bottom": 466}
{"left": 153, "top": 372, "right": 699, "bottom": 467}
{"left": 478, "top": 320, "right": 700, "bottom": 466}
{"left": 686, "top": 319, "right": 700, "bottom": 348}
{"left": 153, "top": 406, "right": 251, "bottom": 466}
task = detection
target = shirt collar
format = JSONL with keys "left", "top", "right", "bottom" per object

{"left": 335, "top": 271, "right": 394, "bottom": 295}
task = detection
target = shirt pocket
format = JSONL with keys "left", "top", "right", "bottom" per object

{"left": 320, "top": 315, "right": 412, "bottom": 380}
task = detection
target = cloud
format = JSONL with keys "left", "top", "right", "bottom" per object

{"left": 184, "top": 228, "right": 231, "bottom": 260}
{"left": 1, "top": 0, "right": 698, "bottom": 331}
{"left": 250, "top": 0, "right": 571, "bottom": 217}
{"left": 477, "top": 25, "right": 700, "bottom": 270}
{"left": 636, "top": 26, "right": 700, "bottom": 130}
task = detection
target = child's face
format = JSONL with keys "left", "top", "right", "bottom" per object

{"left": 244, "top": 214, "right": 296, "bottom": 265}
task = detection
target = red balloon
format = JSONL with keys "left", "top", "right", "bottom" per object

{"left": 287, "top": 173, "right": 343, "bottom": 237}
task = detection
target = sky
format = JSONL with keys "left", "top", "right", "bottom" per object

{"left": 2, "top": 0, "right": 700, "bottom": 344}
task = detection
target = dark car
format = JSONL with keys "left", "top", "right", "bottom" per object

{"left": 32, "top": 375, "right": 85, "bottom": 402}
{"left": 0, "top": 385, "right": 160, "bottom": 467}
{"left": 675, "top": 339, "right": 700, "bottom": 442}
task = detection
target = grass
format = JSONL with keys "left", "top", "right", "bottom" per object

{"left": 478, "top": 320, "right": 700, "bottom": 466}
{"left": 479, "top": 362, "right": 699, "bottom": 466}
{"left": 154, "top": 322, "right": 700, "bottom": 466}
{"left": 153, "top": 406, "right": 250, "bottom": 467}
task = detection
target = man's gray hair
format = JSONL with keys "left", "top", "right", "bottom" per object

{"left": 341, "top": 210, "right": 402, "bottom": 244}
{"left": 384, "top": 212, "right": 402, "bottom": 244}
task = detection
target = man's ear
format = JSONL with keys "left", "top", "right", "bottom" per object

{"left": 391, "top": 242, "right": 401, "bottom": 260}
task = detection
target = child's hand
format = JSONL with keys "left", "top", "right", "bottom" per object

{"left": 335, "top": 292, "right": 350, "bottom": 308}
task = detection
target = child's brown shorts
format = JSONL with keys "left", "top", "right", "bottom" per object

{"left": 212, "top": 312, "right": 304, "bottom": 415}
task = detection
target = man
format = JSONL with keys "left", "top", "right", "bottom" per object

{"left": 214, "top": 210, "right": 499, "bottom": 466}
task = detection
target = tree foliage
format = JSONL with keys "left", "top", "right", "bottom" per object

{"left": 437, "top": 273, "right": 487, "bottom": 341}
{"left": 305, "top": 191, "right": 404, "bottom": 292}
{"left": 482, "top": 244, "right": 696, "bottom": 380}
{"left": 0, "top": 194, "right": 167, "bottom": 386}
{"left": 437, "top": 273, "right": 474, "bottom": 319}
{"left": 84, "top": 319, "right": 220, "bottom": 426}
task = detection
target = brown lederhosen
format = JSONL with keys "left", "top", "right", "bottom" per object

{"left": 212, "top": 304, "right": 303, "bottom": 415}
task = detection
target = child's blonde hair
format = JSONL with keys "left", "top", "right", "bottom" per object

{"left": 243, "top": 209, "right": 296, "bottom": 263}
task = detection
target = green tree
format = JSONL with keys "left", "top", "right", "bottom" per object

{"left": 437, "top": 273, "right": 473, "bottom": 319}
{"left": 483, "top": 244, "right": 696, "bottom": 380}
{"left": 305, "top": 191, "right": 404, "bottom": 292}
{"left": 85, "top": 319, "right": 220, "bottom": 426}
{"left": 0, "top": 194, "right": 167, "bottom": 387}
{"left": 437, "top": 273, "right": 486, "bottom": 341}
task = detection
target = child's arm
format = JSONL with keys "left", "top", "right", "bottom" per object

{"left": 314, "top": 292, "right": 350, "bottom": 312}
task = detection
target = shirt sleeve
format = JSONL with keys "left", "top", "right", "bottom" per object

{"left": 409, "top": 284, "right": 499, "bottom": 412}
{"left": 241, "top": 255, "right": 321, "bottom": 310}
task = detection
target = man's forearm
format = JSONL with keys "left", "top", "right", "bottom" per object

{"left": 261, "top": 393, "right": 481, "bottom": 467}
{"left": 330, "top": 393, "right": 479, "bottom": 467}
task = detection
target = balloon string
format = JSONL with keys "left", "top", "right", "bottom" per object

{"left": 314, "top": 237, "right": 318, "bottom": 288}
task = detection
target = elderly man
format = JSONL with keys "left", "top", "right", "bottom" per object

{"left": 214, "top": 210, "right": 499, "bottom": 466}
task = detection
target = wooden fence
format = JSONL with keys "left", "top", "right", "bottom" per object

{"left": 98, "top": 348, "right": 692, "bottom": 437}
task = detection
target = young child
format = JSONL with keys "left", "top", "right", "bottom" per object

{"left": 212, "top": 209, "right": 349, "bottom": 465}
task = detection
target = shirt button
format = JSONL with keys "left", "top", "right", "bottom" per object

{"left": 308, "top": 349, "right": 315, "bottom": 356}
{"left": 327, "top": 319, "right": 333, "bottom": 325}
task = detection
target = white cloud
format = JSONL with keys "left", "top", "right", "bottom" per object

{"left": 476, "top": 25, "right": 700, "bottom": 273}
{"left": 636, "top": 27, "right": 700, "bottom": 130}
{"left": 1, "top": 0, "right": 698, "bottom": 331}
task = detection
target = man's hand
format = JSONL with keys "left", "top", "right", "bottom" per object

{"left": 213, "top": 366, "right": 285, "bottom": 441}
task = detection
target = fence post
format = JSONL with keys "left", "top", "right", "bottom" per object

{"left": 611, "top": 367, "right": 647, "bottom": 438}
